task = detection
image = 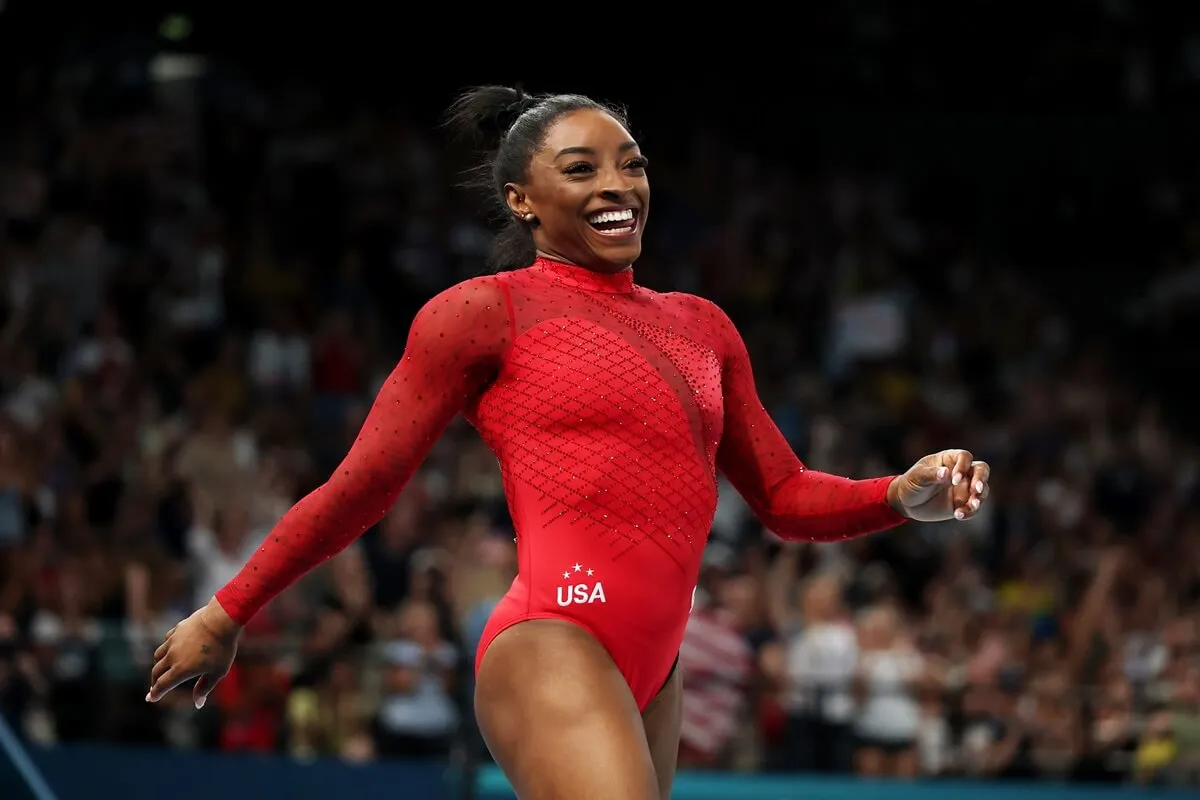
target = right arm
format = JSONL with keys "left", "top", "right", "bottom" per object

{"left": 215, "top": 276, "right": 512, "bottom": 626}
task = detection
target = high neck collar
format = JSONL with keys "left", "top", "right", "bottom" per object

{"left": 534, "top": 257, "right": 634, "bottom": 294}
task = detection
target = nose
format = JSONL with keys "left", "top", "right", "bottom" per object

{"left": 598, "top": 186, "right": 634, "bottom": 204}
{"left": 597, "top": 165, "right": 635, "bottom": 203}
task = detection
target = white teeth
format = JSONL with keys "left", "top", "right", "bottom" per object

{"left": 588, "top": 208, "right": 635, "bottom": 224}
{"left": 595, "top": 225, "right": 634, "bottom": 236}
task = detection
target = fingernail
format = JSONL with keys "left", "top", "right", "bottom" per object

{"left": 936, "top": 467, "right": 948, "bottom": 481}
{"left": 145, "top": 693, "right": 152, "bottom": 702}
{"left": 975, "top": 481, "right": 984, "bottom": 494}
{"left": 969, "top": 498, "right": 980, "bottom": 510}
{"left": 954, "top": 509, "right": 965, "bottom": 520}
{"left": 195, "top": 697, "right": 206, "bottom": 710}
{"left": 952, "top": 473, "right": 961, "bottom": 486}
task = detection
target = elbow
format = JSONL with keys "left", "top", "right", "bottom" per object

{"left": 761, "top": 514, "right": 829, "bottom": 544}
{"left": 765, "top": 520, "right": 809, "bottom": 543}
{"left": 746, "top": 487, "right": 818, "bottom": 543}
{"left": 747, "top": 499, "right": 798, "bottom": 542}
{"left": 761, "top": 509, "right": 905, "bottom": 544}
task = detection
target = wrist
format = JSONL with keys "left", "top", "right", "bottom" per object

{"left": 202, "top": 596, "right": 244, "bottom": 641}
{"left": 885, "top": 476, "right": 909, "bottom": 518}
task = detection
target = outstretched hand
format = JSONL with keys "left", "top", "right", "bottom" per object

{"left": 147, "top": 599, "right": 242, "bottom": 710}
{"left": 887, "top": 449, "right": 991, "bottom": 522}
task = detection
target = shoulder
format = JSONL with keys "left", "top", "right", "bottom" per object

{"left": 399, "top": 274, "right": 515, "bottom": 367}
{"left": 409, "top": 274, "right": 512, "bottom": 339}
{"left": 652, "top": 290, "right": 742, "bottom": 353}
{"left": 650, "top": 287, "right": 710, "bottom": 311}
{"left": 688, "top": 293, "right": 738, "bottom": 330}
{"left": 643, "top": 289, "right": 733, "bottom": 327}
{"left": 420, "top": 273, "right": 511, "bottom": 317}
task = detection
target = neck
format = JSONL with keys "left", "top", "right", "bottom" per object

{"left": 535, "top": 250, "right": 631, "bottom": 275}
{"left": 533, "top": 254, "right": 634, "bottom": 294}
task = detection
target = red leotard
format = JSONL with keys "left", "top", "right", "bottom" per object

{"left": 215, "top": 258, "right": 905, "bottom": 711}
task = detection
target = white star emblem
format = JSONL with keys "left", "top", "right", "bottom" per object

{"left": 562, "top": 571, "right": 570, "bottom": 579}
{"left": 586, "top": 568, "right": 594, "bottom": 576}
{"left": 572, "top": 563, "right": 583, "bottom": 572}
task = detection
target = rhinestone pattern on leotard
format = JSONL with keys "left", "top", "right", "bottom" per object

{"left": 215, "top": 258, "right": 904, "bottom": 626}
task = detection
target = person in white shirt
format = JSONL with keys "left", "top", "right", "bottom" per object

{"left": 778, "top": 573, "right": 859, "bottom": 773}
{"left": 853, "top": 605, "right": 925, "bottom": 777}
{"left": 187, "top": 501, "right": 265, "bottom": 610}
{"left": 373, "top": 601, "right": 459, "bottom": 758}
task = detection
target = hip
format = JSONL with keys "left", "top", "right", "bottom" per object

{"left": 475, "top": 581, "right": 690, "bottom": 712}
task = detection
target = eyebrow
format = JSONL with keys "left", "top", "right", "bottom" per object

{"left": 554, "top": 141, "right": 639, "bottom": 159}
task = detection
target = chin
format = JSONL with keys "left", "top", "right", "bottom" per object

{"left": 579, "top": 232, "right": 641, "bottom": 270}
{"left": 594, "top": 242, "right": 641, "bottom": 268}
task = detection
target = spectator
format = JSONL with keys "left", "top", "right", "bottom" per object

{"left": 853, "top": 605, "right": 925, "bottom": 778}
{"left": 29, "top": 566, "right": 101, "bottom": 742}
{"left": 248, "top": 308, "right": 311, "bottom": 399}
{"left": 212, "top": 649, "right": 290, "bottom": 753}
{"left": 186, "top": 499, "right": 265, "bottom": 611}
{"left": 286, "top": 656, "right": 372, "bottom": 762}
{"left": 678, "top": 572, "right": 755, "bottom": 768}
{"left": 1134, "top": 709, "right": 1178, "bottom": 785}
{"left": 372, "top": 601, "right": 458, "bottom": 759}
{"left": 767, "top": 569, "right": 858, "bottom": 773}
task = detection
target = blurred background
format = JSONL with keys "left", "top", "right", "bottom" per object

{"left": 1, "top": 2, "right": 1199, "bottom": 798}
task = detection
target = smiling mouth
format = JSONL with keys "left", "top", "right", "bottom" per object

{"left": 586, "top": 208, "right": 639, "bottom": 238}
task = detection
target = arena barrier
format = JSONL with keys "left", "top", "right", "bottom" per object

{"left": 9, "top": 745, "right": 1195, "bottom": 800}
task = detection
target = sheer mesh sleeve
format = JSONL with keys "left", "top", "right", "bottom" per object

{"left": 713, "top": 304, "right": 906, "bottom": 542}
{"left": 215, "top": 276, "right": 512, "bottom": 624}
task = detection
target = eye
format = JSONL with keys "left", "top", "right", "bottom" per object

{"left": 563, "top": 162, "right": 595, "bottom": 175}
{"left": 626, "top": 156, "right": 649, "bottom": 171}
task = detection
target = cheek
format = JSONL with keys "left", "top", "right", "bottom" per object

{"left": 547, "top": 180, "right": 592, "bottom": 211}
{"left": 536, "top": 191, "right": 590, "bottom": 232}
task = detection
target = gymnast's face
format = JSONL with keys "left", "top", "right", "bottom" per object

{"left": 506, "top": 108, "right": 650, "bottom": 273}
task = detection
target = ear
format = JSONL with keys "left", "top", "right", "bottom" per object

{"left": 504, "top": 183, "right": 530, "bottom": 220}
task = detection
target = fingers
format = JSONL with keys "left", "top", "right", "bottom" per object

{"left": 193, "top": 675, "right": 213, "bottom": 710}
{"left": 148, "top": 635, "right": 199, "bottom": 703}
{"left": 152, "top": 623, "right": 181, "bottom": 662}
{"left": 915, "top": 459, "right": 954, "bottom": 488}
{"left": 150, "top": 648, "right": 173, "bottom": 687}
{"left": 918, "top": 449, "right": 974, "bottom": 488}
{"left": 905, "top": 449, "right": 991, "bottom": 522}
{"left": 955, "top": 459, "right": 991, "bottom": 521}
{"left": 948, "top": 450, "right": 974, "bottom": 488}
{"left": 968, "top": 460, "right": 991, "bottom": 500}
{"left": 147, "top": 661, "right": 196, "bottom": 703}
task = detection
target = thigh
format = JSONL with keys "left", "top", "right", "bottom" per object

{"left": 641, "top": 662, "right": 682, "bottom": 799}
{"left": 476, "top": 619, "right": 660, "bottom": 800}
{"left": 855, "top": 744, "right": 886, "bottom": 776}
{"left": 889, "top": 743, "right": 918, "bottom": 778}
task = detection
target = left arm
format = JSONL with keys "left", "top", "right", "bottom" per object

{"left": 713, "top": 304, "right": 906, "bottom": 542}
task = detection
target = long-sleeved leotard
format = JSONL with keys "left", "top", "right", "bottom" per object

{"left": 216, "top": 258, "right": 906, "bottom": 710}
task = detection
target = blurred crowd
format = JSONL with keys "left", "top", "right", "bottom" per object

{"left": 0, "top": 41, "right": 1199, "bottom": 791}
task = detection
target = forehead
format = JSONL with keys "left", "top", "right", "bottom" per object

{"left": 540, "top": 108, "right": 634, "bottom": 154}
